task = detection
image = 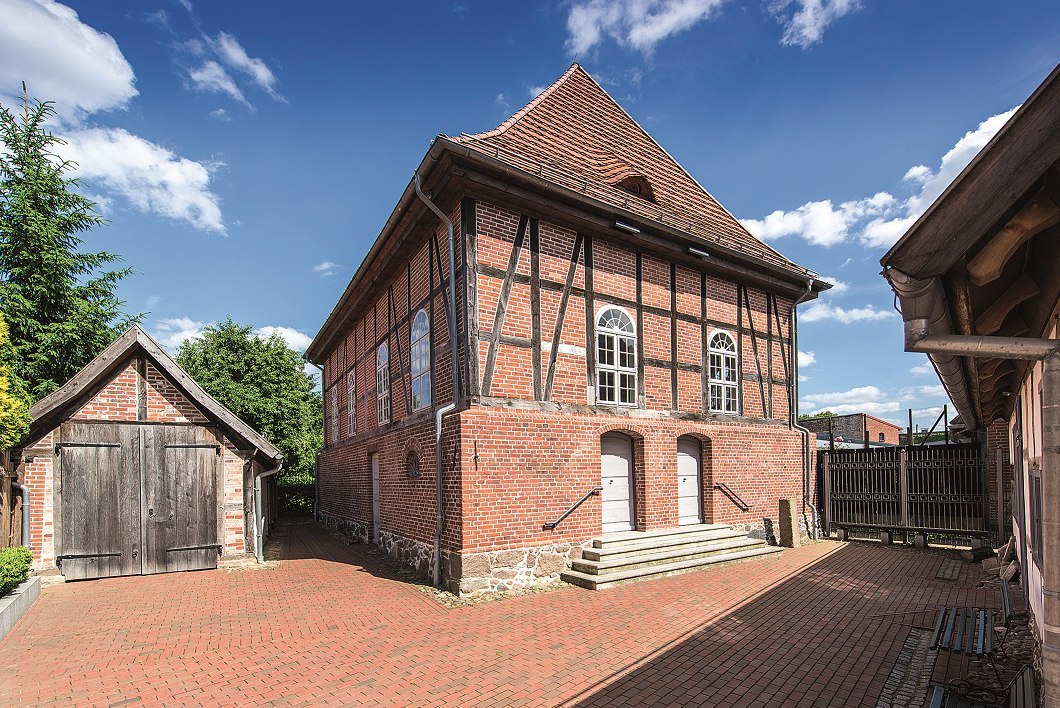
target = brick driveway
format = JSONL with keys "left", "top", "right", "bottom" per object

{"left": 0, "top": 523, "right": 997, "bottom": 707}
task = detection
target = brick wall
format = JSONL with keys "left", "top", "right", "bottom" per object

{"left": 985, "top": 418, "right": 1013, "bottom": 536}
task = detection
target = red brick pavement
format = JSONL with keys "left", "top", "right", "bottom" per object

{"left": 0, "top": 524, "right": 999, "bottom": 707}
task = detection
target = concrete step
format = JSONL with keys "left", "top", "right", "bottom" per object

{"left": 561, "top": 545, "right": 785, "bottom": 590}
{"left": 572, "top": 537, "right": 768, "bottom": 575}
{"left": 582, "top": 527, "right": 747, "bottom": 561}
{"left": 593, "top": 523, "right": 731, "bottom": 549}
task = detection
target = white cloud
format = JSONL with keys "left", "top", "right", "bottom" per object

{"left": 209, "top": 108, "right": 230, "bottom": 122}
{"left": 903, "top": 384, "right": 946, "bottom": 398}
{"left": 254, "top": 326, "right": 312, "bottom": 352}
{"left": 742, "top": 108, "right": 1018, "bottom": 250}
{"left": 818, "top": 276, "right": 848, "bottom": 293}
{"left": 770, "top": 0, "right": 861, "bottom": 49}
{"left": 800, "top": 301, "right": 895, "bottom": 324}
{"left": 800, "top": 384, "right": 900, "bottom": 416}
{"left": 528, "top": 85, "right": 547, "bottom": 98}
{"left": 798, "top": 350, "right": 816, "bottom": 367}
{"left": 566, "top": 0, "right": 725, "bottom": 55}
{"left": 187, "top": 60, "right": 248, "bottom": 106}
{"left": 910, "top": 361, "right": 934, "bottom": 376}
{"left": 912, "top": 406, "right": 944, "bottom": 417}
{"left": 62, "top": 127, "right": 226, "bottom": 234}
{"left": 152, "top": 317, "right": 207, "bottom": 349}
{"left": 0, "top": 0, "right": 138, "bottom": 120}
{"left": 210, "top": 31, "right": 285, "bottom": 102}
{"left": 313, "top": 261, "right": 340, "bottom": 276}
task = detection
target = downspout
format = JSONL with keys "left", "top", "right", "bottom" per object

{"left": 414, "top": 173, "right": 463, "bottom": 588}
{"left": 904, "top": 317, "right": 1060, "bottom": 704}
{"left": 310, "top": 361, "right": 324, "bottom": 521}
{"left": 253, "top": 458, "right": 283, "bottom": 563}
{"left": 9, "top": 480, "right": 29, "bottom": 547}
{"left": 791, "top": 280, "right": 819, "bottom": 540}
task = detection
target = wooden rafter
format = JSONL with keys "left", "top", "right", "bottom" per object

{"left": 974, "top": 274, "right": 1040, "bottom": 334}
{"left": 530, "top": 220, "right": 542, "bottom": 400}
{"left": 967, "top": 190, "right": 1060, "bottom": 286}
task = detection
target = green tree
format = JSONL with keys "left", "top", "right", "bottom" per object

{"left": 798, "top": 411, "right": 837, "bottom": 421}
{"left": 0, "top": 87, "right": 136, "bottom": 401}
{"left": 176, "top": 319, "right": 322, "bottom": 480}
{"left": 0, "top": 313, "right": 30, "bottom": 449}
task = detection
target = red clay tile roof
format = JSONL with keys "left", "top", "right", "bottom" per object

{"left": 452, "top": 64, "right": 810, "bottom": 275}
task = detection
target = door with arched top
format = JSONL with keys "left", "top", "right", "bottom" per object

{"left": 600, "top": 433, "right": 634, "bottom": 533}
{"left": 677, "top": 437, "right": 703, "bottom": 525}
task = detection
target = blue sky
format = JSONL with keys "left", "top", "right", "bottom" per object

{"left": 2, "top": 0, "right": 1058, "bottom": 428}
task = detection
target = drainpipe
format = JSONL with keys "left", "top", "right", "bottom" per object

{"left": 904, "top": 317, "right": 1060, "bottom": 703}
{"left": 9, "top": 480, "right": 29, "bottom": 547}
{"left": 414, "top": 173, "right": 463, "bottom": 588}
{"left": 310, "top": 361, "right": 324, "bottom": 522}
{"left": 253, "top": 459, "right": 283, "bottom": 563}
{"left": 791, "top": 280, "right": 819, "bottom": 540}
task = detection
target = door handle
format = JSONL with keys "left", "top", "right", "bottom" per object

{"left": 132, "top": 549, "right": 138, "bottom": 558}
{"left": 148, "top": 507, "right": 155, "bottom": 517}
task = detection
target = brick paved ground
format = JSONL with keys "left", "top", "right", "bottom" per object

{"left": 0, "top": 523, "right": 1003, "bottom": 707}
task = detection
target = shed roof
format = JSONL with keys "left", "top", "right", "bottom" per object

{"left": 25, "top": 326, "right": 282, "bottom": 464}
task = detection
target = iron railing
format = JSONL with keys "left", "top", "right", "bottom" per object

{"left": 714, "top": 482, "right": 751, "bottom": 511}
{"left": 543, "top": 487, "right": 602, "bottom": 530}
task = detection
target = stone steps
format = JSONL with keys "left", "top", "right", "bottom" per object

{"left": 561, "top": 524, "right": 783, "bottom": 590}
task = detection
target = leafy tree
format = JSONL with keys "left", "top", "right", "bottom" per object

{"left": 0, "top": 87, "right": 136, "bottom": 401}
{"left": 0, "top": 313, "right": 30, "bottom": 449}
{"left": 798, "top": 411, "right": 837, "bottom": 421}
{"left": 176, "top": 319, "right": 323, "bottom": 482}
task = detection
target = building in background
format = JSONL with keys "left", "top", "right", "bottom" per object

{"left": 801, "top": 412, "right": 902, "bottom": 446}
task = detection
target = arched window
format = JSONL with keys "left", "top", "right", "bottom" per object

{"left": 596, "top": 306, "right": 637, "bottom": 406}
{"left": 708, "top": 331, "right": 738, "bottom": 414}
{"left": 376, "top": 343, "right": 390, "bottom": 424}
{"left": 346, "top": 370, "right": 356, "bottom": 436}
{"left": 329, "top": 386, "right": 339, "bottom": 442}
{"left": 879, "top": 432, "right": 885, "bottom": 443}
{"left": 406, "top": 449, "right": 421, "bottom": 478}
{"left": 410, "top": 309, "right": 431, "bottom": 411}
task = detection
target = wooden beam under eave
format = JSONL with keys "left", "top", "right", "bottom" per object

{"left": 974, "top": 274, "right": 1040, "bottom": 334}
{"left": 997, "top": 315, "right": 1030, "bottom": 338}
{"left": 980, "top": 362, "right": 1015, "bottom": 395}
{"left": 967, "top": 190, "right": 1060, "bottom": 286}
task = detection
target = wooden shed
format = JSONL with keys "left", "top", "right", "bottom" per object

{"left": 14, "top": 326, "right": 282, "bottom": 580}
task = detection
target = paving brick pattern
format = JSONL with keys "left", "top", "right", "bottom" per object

{"left": 0, "top": 525, "right": 999, "bottom": 707}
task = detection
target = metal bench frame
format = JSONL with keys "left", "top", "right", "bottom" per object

{"left": 929, "top": 664, "right": 1036, "bottom": 708}
{"left": 931, "top": 582, "right": 1019, "bottom": 692}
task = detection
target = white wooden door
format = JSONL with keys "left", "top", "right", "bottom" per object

{"left": 677, "top": 437, "right": 703, "bottom": 525}
{"left": 371, "top": 453, "right": 381, "bottom": 544}
{"left": 601, "top": 434, "right": 634, "bottom": 533}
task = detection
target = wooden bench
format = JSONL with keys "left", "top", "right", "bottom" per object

{"left": 929, "top": 664, "right": 1036, "bottom": 708}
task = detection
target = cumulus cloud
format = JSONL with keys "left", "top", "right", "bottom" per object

{"left": 209, "top": 108, "right": 230, "bottom": 122}
{"left": 152, "top": 317, "right": 207, "bottom": 349}
{"left": 800, "top": 385, "right": 900, "bottom": 416}
{"left": 254, "top": 325, "right": 312, "bottom": 352}
{"left": 313, "top": 261, "right": 340, "bottom": 276}
{"left": 61, "top": 127, "right": 226, "bottom": 234}
{"left": 910, "top": 361, "right": 934, "bottom": 376}
{"left": 0, "top": 0, "right": 138, "bottom": 120}
{"left": 818, "top": 276, "right": 849, "bottom": 293}
{"left": 742, "top": 108, "right": 1019, "bottom": 249}
{"left": 769, "top": 0, "right": 861, "bottom": 48}
{"left": 187, "top": 59, "right": 248, "bottom": 106}
{"left": 800, "top": 301, "right": 895, "bottom": 324}
{"left": 798, "top": 350, "right": 816, "bottom": 367}
{"left": 566, "top": 0, "right": 726, "bottom": 55}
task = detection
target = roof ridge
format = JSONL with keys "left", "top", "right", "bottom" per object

{"left": 467, "top": 63, "right": 583, "bottom": 140}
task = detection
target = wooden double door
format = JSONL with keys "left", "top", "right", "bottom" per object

{"left": 57, "top": 422, "right": 222, "bottom": 580}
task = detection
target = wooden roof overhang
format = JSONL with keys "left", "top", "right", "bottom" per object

{"left": 306, "top": 137, "right": 830, "bottom": 364}
{"left": 24, "top": 326, "right": 283, "bottom": 466}
{"left": 881, "top": 64, "right": 1060, "bottom": 430}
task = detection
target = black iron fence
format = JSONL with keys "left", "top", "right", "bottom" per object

{"left": 819, "top": 443, "right": 989, "bottom": 543}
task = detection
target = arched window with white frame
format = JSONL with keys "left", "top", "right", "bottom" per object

{"left": 376, "top": 343, "right": 391, "bottom": 424}
{"left": 596, "top": 306, "right": 637, "bottom": 406}
{"left": 329, "top": 386, "right": 339, "bottom": 442}
{"left": 410, "top": 308, "right": 431, "bottom": 411}
{"left": 708, "top": 331, "right": 738, "bottom": 414}
{"left": 346, "top": 370, "right": 356, "bottom": 436}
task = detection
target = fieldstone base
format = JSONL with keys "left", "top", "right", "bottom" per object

{"left": 453, "top": 540, "right": 593, "bottom": 596}
{"left": 318, "top": 512, "right": 369, "bottom": 543}
{"left": 875, "top": 627, "right": 936, "bottom": 708}
{"left": 379, "top": 530, "right": 435, "bottom": 578}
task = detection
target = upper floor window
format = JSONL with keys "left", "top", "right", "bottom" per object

{"left": 329, "top": 386, "right": 339, "bottom": 442}
{"left": 376, "top": 343, "right": 391, "bottom": 425}
{"left": 596, "top": 306, "right": 636, "bottom": 406}
{"left": 410, "top": 309, "right": 431, "bottom": 411}
{"left": 347, "top": 370, "right": 356, "bottom": 436}
{"left": 878, "top": 432, "right": 885, "bottom": 443}
{"left": 708, "top": 331, "right": 738, "bottom": 415}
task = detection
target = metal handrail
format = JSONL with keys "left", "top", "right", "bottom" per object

{"left": 543, "top": 486, "right": 603, "bottom": 530}
{"left": 714, "top": 482, "right": 751, "bottom": 511}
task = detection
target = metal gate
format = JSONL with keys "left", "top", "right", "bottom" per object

{"left": 819, "top": 443, "right": 988, "bottom": 542}
{"left": 57, "top": 422, "right": 221, "bottom": 580}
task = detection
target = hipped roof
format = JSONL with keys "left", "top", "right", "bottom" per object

{"left": 25, "top": 326, "right": 282, "bottom": 464}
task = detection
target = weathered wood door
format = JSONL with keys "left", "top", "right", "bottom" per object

{"left": 58, "top": 423, "right": 143, "bottom": 580}
{"left": 58, "top": 423, "right": 220, "bottom": 580}
{"left": 601, "top": 433, "right": 634, "bottom": 533}
{"left": 142, "top": 425, "right": 220, "bottom": 574}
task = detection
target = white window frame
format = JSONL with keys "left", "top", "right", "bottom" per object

{"left": 595, "top": 305, "right": 637, "bottom": 407}
{"left": 329, "top": 386, "right": 339, "bottom": 442}
{"left": 346, "top": 370, "right": 356, "bottom": 436}
{"left": 708, "top": 330, "right": 739, "bottom": 415}
{"left": 410, "top": 308, "right": 431, "bottom": 411}
{"left": 376, "top": 343, "right": 391, "bottom": 425}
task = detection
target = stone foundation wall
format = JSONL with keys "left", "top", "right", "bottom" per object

{"left": 318, "top": 511, "right": 369, "bottom": 543}
{"left": 452, "top": 540, "right": 593, "bottom": 596}
{"left": 379, "top": 530, "right": 435, "bottom": 578}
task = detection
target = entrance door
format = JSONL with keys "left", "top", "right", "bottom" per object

{"left": 58, "top": 422, "right": 220, "bottom": 580}
{"left": 371, "top": 453, "right": 381, "bottom": 543}
{"left": 58, "top": 422, "right": 142, "bottom": 580}
{"left": 142, "top": 425, "right": 220, "bottom": 574}
{"left": 601, "top": 434, "right": 634, "bottom": 533}
{"left": 677, "top": 437, "right": 703, "bottom": 525}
